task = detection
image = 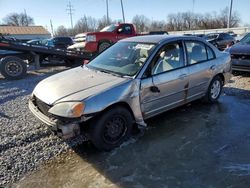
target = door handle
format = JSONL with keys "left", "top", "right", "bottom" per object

{"left": 210, "top": 65, "right": 216, "bottom": 70}
{"left": 150, "top": 86, "right": 160, "bottom": 93}
{"left": 178, "top": 74, "right": 187, "bottom": 80}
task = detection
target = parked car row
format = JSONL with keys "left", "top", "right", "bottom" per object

{"left": 226, "top": 33, "right": 250, "bottom": 72}
{"left": 183, "top": 32, "right": 250, "bottom": 73}
{"left": 184, "top": 32, "right": 236, "bottom": 50}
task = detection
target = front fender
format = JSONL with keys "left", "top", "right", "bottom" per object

{"left": 83, "top": 79, "right": 146, "bottom": 126}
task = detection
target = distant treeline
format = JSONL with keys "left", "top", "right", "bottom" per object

{"left": 55, "top": 7, "right": 240, "bottom": 36}
{"left": 1, "top": 7, "right": 241, "bottom": 37}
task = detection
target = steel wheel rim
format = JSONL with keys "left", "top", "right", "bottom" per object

{"left": 210, "top": 80, "right": 221, "bottom": 99}
{"left": 103, "top": 115, "right": 127, "bottom": 144}
{"left": 5, "top": 61, "right": 23, "bottom": 76}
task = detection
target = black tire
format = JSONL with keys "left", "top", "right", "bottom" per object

{"left": 203, "top": 76, "right": 223, "bottom": 103}
{"left": 98, "top": 42, "right": 111, "bottom": 53}
{"left": 0, "top": 56, "right": 27, "bottom": 80}
{"left": 89, "top": 106, "right": 133, "bottom": 151}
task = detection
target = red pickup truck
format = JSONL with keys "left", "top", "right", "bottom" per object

{"left": 68, "top": 23, "right": 140, "bottom": 54}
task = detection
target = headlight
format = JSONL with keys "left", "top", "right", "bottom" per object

{"left": 86, "top": 35, "right": 96, "bottom": 42}
{"left": 48, "top": 102, "right": 85, "bottom": 118}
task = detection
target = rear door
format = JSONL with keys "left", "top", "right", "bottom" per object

{"left": 140, "top": 41, "right": 189, "bottom": 119}
{"left": 184, "top": 40, "right": 217, "bottom": 101}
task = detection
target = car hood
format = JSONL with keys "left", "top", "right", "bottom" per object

{"left": 33, "top": 67, "right": 127, "bottom": 105}
{"left": 229, "top": 43, "right": 250, "bottom": 55}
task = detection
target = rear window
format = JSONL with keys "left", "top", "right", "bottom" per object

{"left": 185, "top": 41, "right": 215, "bottom": 64}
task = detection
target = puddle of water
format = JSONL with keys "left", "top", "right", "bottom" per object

{"left": 13, "top": 96, "right": 250, "bottom": 188}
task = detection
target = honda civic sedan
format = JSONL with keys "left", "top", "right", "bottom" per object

{"left": 29, "top": 35, "right": 232, "bottom": 151}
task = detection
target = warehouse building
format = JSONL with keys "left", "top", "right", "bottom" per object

{"left": 0, "top": 25, "right": 51, "bottom": 41}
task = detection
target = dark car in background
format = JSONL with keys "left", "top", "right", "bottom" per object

{"left": 204, "top": 33, "right": 236, "bottom": 50}
{"left": 46, "top": 37, "right": 74, "bottom": 49}
{"left": 27, "top": 39, "right": 48, "bottom": 46}
{"left": 227, "top": 33, "right": 250, "bottom": 72}
{"left": 26, "top": 37, "right": 73, "bottom": 49}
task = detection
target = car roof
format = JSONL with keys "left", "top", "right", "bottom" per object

{"left": 120, "top": 35, "right": 206, "bottom": 44}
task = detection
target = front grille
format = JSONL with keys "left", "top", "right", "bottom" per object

{"left": 231, "top": 54, "right": 250, "bottom": 60}
{"left": 32, "top": 95, "right": 52, "bottom": 117}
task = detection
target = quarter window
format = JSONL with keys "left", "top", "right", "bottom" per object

{"left": 207, "top": 46, "right": 215, "bottom": 60}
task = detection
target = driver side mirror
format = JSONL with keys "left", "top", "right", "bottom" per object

{"left": 117, "top": 28, "right": 123, "bottom": 34}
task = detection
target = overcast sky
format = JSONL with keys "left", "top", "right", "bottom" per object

{"left": 0, "top": 0, "right": 249, "bottom": 32}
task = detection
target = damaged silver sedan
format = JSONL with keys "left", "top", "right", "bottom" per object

{"left": 29, "top": 35, "right": 231, "bottom": 150}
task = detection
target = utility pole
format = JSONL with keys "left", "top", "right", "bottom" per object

{"left": 50, "top": 19, "right": 54, "bottom": 37}
{"left": 106, "top": 0, "right": 109, "bottom": 24}
{"left": 24, "top": 9, "right": 28, "bottom": 26}
{"left": 227, "top": 0, "right": 233, "bottom": 29}
{"left": 120, "top": 0, "right": 125, "bottom": 22}
{"left": 66, "top": 1, "right": 74, "bottom": 29}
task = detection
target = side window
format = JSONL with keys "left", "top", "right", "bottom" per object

{"left": 152, "top": 42, "right": 184, "bottom": 75}
{"left": 119, "top": 25, "right": 132, "bottom": 35}
{"left": 206, "top": 46, "right": 215, "bottom": 60}
{"left": 185, "top": 41, "right": 207, "bottom": 64}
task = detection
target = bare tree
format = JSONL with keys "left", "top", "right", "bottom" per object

{"left": 149, "top": 20, "right": 166, "bottom": 31}
{"left": 97, "top": 16, "right": 111, "bottom": 30}
{"left": 132, "top": 15, "right": 150, "bottom": 33}
{"left": 166, "top": 7, "right": 241, "bottom": 31}
{"left": 74, "top": 15, "right": 98, "bottom": 33}
{"left": 3, "top": 13, "right": 34, "bottom": 26}
{"left": 218, "top": 7, "right": 240, "bottom": 28}
{"left": 54, "top": 25, "right": 69, "bottom": 37}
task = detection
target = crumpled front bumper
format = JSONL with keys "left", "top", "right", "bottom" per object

{"left": 28, "top": 99, "right": 81, "bottom": 139}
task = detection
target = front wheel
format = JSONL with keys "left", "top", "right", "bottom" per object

{"left": 89, "top": 106, "right": 133, "bottom": 151}
{"left": 203, "top": 76, "right": 223, "bottom": 103}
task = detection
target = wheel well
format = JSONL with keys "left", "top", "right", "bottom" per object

{"left": 102, "top": 102, "right": 135, "bottom": 121}
{"left": 215, "top": 73, "right": 225, "bottom": 85}
{"left": 98, "top": 40, "right": 112, "bottom": 46}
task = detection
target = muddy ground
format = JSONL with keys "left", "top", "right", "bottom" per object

{"left": 6, "top": 71, "right": 250, "bottom": 188}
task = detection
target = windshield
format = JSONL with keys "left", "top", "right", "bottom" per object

{"left": 87, "top": 42, "right": 155, "bottom": 77}
{"left": 204, "top": 34, "right": 219, "bottom": 40}
{"left": 239, "top": 33, "right": 250, "bottom": 45}
{"left": 100, "top": 24, "right": 118, "bottom": 32}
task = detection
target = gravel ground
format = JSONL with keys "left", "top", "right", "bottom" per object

{"left": 0, "top": 67, "right": 86, "bottom": 187}
{"left": 0, "top": 68, "right": 249, "bottom": 187}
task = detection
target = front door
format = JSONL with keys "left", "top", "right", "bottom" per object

{"left": 140, "top": 41, "right": 189, "bottom": 119}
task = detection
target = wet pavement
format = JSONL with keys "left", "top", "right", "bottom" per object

{"left": 13, "top": 95, "right": 250, "bottom": 188}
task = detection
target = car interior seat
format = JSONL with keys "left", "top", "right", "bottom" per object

{"left": 190, "top": 45, "right": 203, "bottom": 64}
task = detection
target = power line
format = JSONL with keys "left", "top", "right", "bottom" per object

{"left": 66, "top": 1, "right": 75, "bottom": 29}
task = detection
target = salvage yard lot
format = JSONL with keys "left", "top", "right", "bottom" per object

{"left": 1, "top": 67, "right": 250, "bottom": 187}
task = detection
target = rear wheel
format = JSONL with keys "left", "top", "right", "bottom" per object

{"left": 203, "top": 76, "right": 223, "bottom": 103}
{"left": 0, "top": 56, "right": 27, "bottom": 80}
{"left": 89, "top": 106, "right": 133, "bottom": 151}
